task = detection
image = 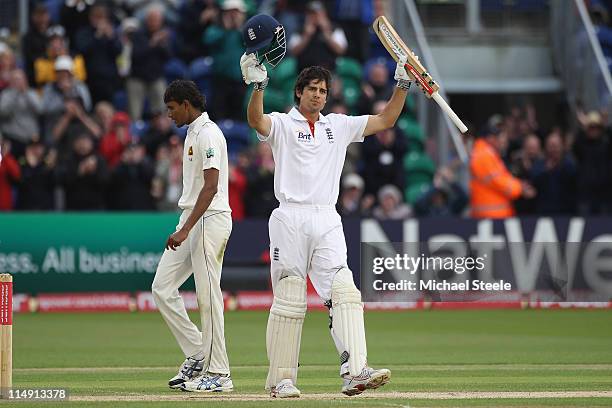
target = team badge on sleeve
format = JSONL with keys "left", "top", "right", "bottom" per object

{"left": 206, "top": 147, "right": 215, "bottom": 158}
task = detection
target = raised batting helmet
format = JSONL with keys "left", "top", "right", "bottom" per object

{"left": 242, "top": 14, "right": 286, "bottom": 67}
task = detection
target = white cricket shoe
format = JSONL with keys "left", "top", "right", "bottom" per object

{"left": 341, "top": 367, "right": 391, "bottom": 396}
{"left": 181, "top": 373, "right": 234, "bottom": 392}
{"left": 270, "top": 379, "right": 301, "bottom": 398}
{"left": 168, "top": 357, "right": 204, "bottom": 389}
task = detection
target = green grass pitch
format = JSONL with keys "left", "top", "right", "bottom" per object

{"left": 10, "top": 309, "right": 612, "bottom": 407}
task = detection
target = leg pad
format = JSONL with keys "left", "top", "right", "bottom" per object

{"left": 266, "top": 276, "right": 306, "bottom": 389}
{"left": 330, "top": 268, "right": 367, "bottom": 376}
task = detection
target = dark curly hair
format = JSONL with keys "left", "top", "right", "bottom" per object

{"left": 164, "top": 80, "right": 206, "bottom": 111}
{"left": 294, "top": 66, "right": 332, "bottom": 105}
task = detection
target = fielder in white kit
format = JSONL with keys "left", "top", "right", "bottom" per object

{"left": 241, "top": 14, "right": 413, "bottom": 398}
{"left": 151, "top": 80, "right": 233, "bottom": 392}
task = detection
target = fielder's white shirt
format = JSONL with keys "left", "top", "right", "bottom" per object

{"left": 258, "top": 107, "right": 368, "bottom": 206}
{"left": 178, "top": 112, "right": 231, "bottom": 212}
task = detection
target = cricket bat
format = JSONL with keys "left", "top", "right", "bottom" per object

{"left": 372, "top": 16, "right": 468, "bottom": 134}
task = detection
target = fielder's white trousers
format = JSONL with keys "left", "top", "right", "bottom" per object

{"left": 152, "top": 209, "right": 232, "bottom": 375}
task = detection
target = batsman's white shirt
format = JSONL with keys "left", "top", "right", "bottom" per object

{"left": 258, "top": 107, "right": 368, "bottom": 299}
{"left": 179, "top": 112, "right": 231, "bottom": 212}
{"left": 258, "top": 107, "right": 368, "bottom": 206}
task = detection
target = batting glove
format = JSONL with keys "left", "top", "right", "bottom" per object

{"left": 394, "top": 56, "right": 412, "bottom": 90}
{"left": 240, "top": 53, "right": 268, "bottom": 85}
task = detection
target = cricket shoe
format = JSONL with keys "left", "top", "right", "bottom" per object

{"left": 341, "top": 367, "right": 391, "bottom": 396}
{"left": 181, "top": 373, "right": 234, "bottom": 393}
{"left": 270, "top": 379, "right": 301, "bottom": 398}
{"left": 168, "top": 357, "right": 204, "bottom": 389}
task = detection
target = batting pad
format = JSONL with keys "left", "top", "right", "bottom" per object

{"left": 265, "top": 276, "right": 307, "bottom": 389}
{"left": 331, "top": 268, "right": 367, "bottom": 376}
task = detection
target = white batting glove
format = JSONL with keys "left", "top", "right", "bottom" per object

{"left": 240, "top": 53, "right": 257, "bottom": 84}
{"left": 240, "top": 53, "right": 268, "bottom": 85}
{"left": 394, "top": 56, "right": 412, "bottom": 90}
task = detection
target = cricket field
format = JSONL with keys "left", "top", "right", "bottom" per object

{"left": 11, "top": 309, "right": 612, "bottom": 407}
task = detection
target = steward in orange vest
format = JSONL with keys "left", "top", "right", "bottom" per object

{"left": 469, "top": 126, "right": 535, "bottom": 218}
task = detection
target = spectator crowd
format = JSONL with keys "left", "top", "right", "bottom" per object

{"left": 0, "top": 0, "right": 611, "bottom": 220}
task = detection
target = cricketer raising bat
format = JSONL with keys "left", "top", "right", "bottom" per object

{"left": 372, "top": 16, "right": 468, "bottom": 134}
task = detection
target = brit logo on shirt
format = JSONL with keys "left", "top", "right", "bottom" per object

{"left": 325, "top": 127, "right": 334, "bottom": 143}
{"left": 297, "top": 131, "right": 312, "bottom": 143}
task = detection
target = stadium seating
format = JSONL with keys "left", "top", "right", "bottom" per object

{"left": 217, "top": 119, "right": 251, "bottom": 156}
{"left": 188, "top": 56, "right": 214, "bottom": 106}
{"left": 112, "top": 90, "right": 128, "bottom": 113}
{"left": 404, "top": 151, "right": 435, "bottom": 186}
{"left": 397, "top": 115, "right": 425, "bottom": 152}
{"left": 130, "top": 120, "right": 149, "bottom": 140}
{"left": 262, "top": 57, "right": 297, "bottom": 112}
{"left": 405, "top": 181, "right": 431, "bottom": 204}
{"left": 164, "top": 58, "right": 188, "bottom": 83}
{"left": 335, "top": 57, "right": 363, "bottom": 110}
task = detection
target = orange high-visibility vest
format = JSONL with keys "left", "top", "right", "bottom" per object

{"left": 469, "top": 139, "right": 522, "bottom": 218}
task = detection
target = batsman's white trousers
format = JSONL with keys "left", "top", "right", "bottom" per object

{"left": 152, "top": 209, "right": 232, "bottom": 375}
{"left": 269, "top": 203, "right": 348, "bottom": 299}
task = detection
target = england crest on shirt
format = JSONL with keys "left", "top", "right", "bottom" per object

{"left": 325, "top": 127, "right": 334, "bottom": 144}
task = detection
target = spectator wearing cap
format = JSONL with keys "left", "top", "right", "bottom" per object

{"left": 16, "top": 141, "right": 57, "bottom": 210}
{"left": 107, "top": 141, "right": 155, "bottom": 210}
{"left": 56, "top": 133, "right": 109, "bottom": 210}
{"left": 99, "top": 112, "right": 132, "bottom": 168}
{"left": 33, "top": 26, "right": 87, "bottom": 88}
{"left": 0, "top": 69, "right": 43, "bottom": 159}
{"left": 22, "top": 2, "right": 51, "bottom": 85}
{"left": 372, "top": 184, "right": 411, "bottom": 220}
{"left": 529, "top": 130, "right": 577, "bottom": 214}
{"left": 202, "top": 0, "right": 247, "bottom": 120}
{"left": 469, "top": 125, "right": 535, "bottom": 218}
{"left": 0, "top": 137, "right": 21, "bottom": 211}
{"left": 42, "top": 55, "right": 98, "bottom": 156}
{"left": 127, "top": 4, "right": 171, "bottom": 121}
{"left": 338, "top": 173, "right": 373, "bottom": 217}
{"left": 74, "top": 3, "right": 122, "bottom": 105}
{"left": 572, "top": 111, "right": 612, "bottom": 214}
{"left": 289, "top": 0, "right": 347, "bottom": 72}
